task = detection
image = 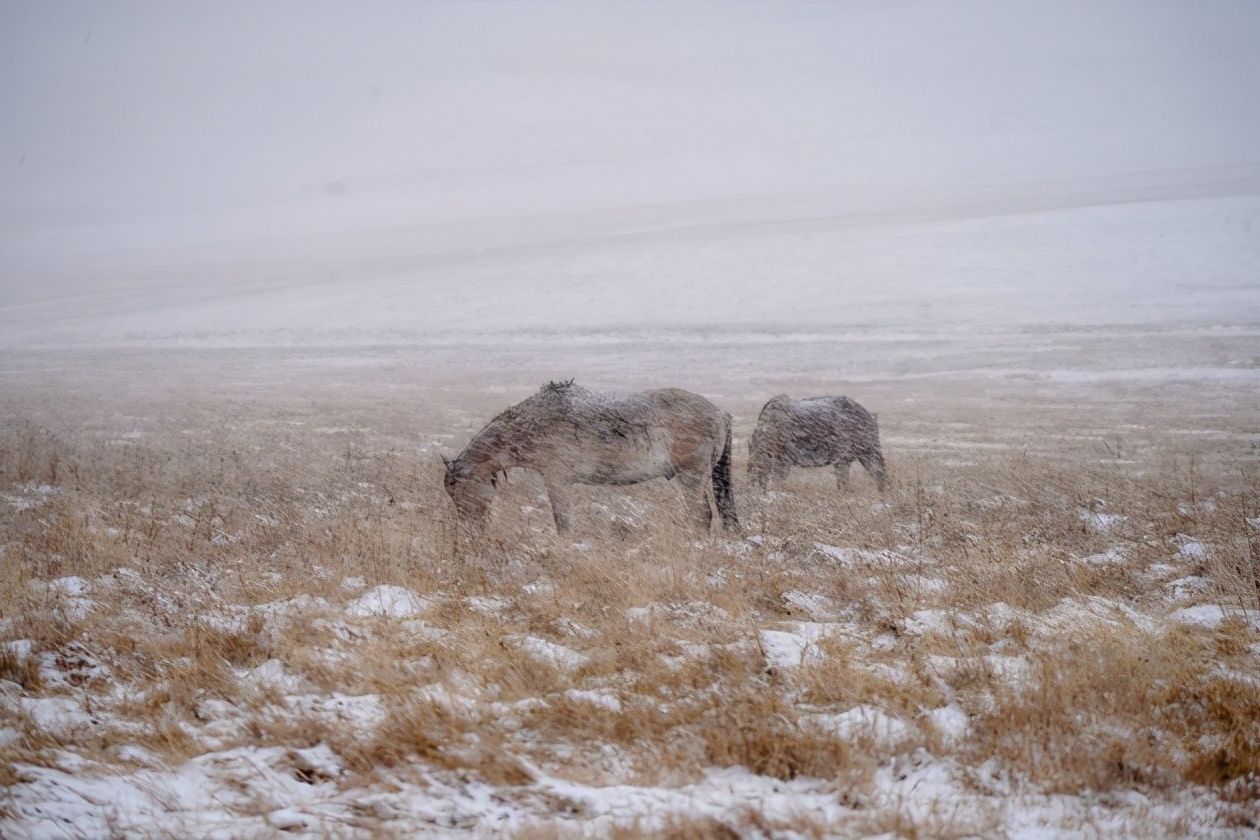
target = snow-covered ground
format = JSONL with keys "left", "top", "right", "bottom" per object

{"left": 1, "top": 386, "right": 1258, "bottom": 836}
{"left": 3, "top": 535, "right": 1258, "bottom": 837}
{"left": 3, "top": 1, "right": 1259, "bottom": 835}
{"left": 3, "top": 188, "right": 1258, "bottom": 350}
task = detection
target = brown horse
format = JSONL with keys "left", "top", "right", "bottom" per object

{"left": 748, "top": 394, "right": 887, "bottom": 491}
{"left": 443, "top": 381, "right": 738, "bottom": 534}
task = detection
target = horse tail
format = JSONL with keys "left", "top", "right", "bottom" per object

{"left": 712, "top": 413, "right": 740, "bottom": 532}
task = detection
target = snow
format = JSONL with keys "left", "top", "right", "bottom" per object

{"left": 26, "top": 577, "right": 96, "bottom": 621}
{"left": 926, "top": 704, "right": 971, "bottom": 745}
{"left": 758, "top": 622, "right": 846, "bottom": 670}
{"left": 4, "top": 696, "right": 99, "bottom": 735}
{"left": 1038, "top": 596, "right": 1159, "bottom": 636}
{"left": 552, "top": 617, "right": 596, "bottom": 639}
{"left": 1176, "top": 539, "right": 1209, "bottom": 560}
{"left": 759, "top": 630, "right": 811, "bottom": 670}
{"left": 36, "top": 643, "right": 111, "bottom": 689}
{"left": 2, "top": 745, "right": 353, "bottom": 838}
{"left": 2, "top": 483, "right": 60, "bottom": 511}
{"left": 526, "top": 765, "right": 853, "bottom": 834}
{"left": 1165, "top": 576, "right": 1212, "bottom": 600}
{"left": 1079, "top": 546, "right": 1127, "bottom": 566}
{"left": 4, "top": 639, "right": 33, "bottom": 660}
{"left": 521, "top": 582, "right": 555, "bottom": 598}
{"left": 266, "top": 807, "right": 317, "bottom": 831}
{"left": 782, "top": 590, "right": 838, "bottom": 619}
{"left": 514, "top": 636, "right": 589, "bottom": 672}
{"left": 2, "top": 2, "right": 1258, "bottom": 836}
{"left": 466, "top": 595, "right": 509, "bottom": 616}
{"left": 2, "top": 595, "right": 1252, "bottom": 839}
{"left": 985, "top": 654, "right": 1035, "bottom": 687}
{"left": 46, "top": 576, "right": 91, "bottom": 597}
{"left": 810, "top": 705, "right": 912, "bottom": 744}
{"left": 900, "top": 608, "right": 972, "bottom": 637}
{"left": 290, "top": 743, "right": 344, "bottom": 780}
{"left": 241, "top": 659, "right": 305, "bottom": 693}
{"left": 1080, "top": 509, "right": 1127, "bottom": 534}
{"left": 345, "top": 585, "right": 433, "bottom": 618}
{"left": 284, "top": 693, "right": 387, "bottom": 731}
{"left": 1169, "top": 605, "right": 1260, "bottom": 631}
{"left": 814, "top": 544, "right": 916, "bottom": 568}
{"left": 564, "top": 689, "right": 622, "bottom": 713}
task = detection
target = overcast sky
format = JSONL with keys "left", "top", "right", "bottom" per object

{"left": 3, "top": 0, "right": 1258, "bottom": 240}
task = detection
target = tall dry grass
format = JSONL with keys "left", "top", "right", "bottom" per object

{"left": 1, "top": 406, "right": 1259, "bottom": 834}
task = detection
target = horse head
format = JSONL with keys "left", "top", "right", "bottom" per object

{"left": 441, "top": 454, "right": 492, "bottom": 533}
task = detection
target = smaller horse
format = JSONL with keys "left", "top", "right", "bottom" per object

{"left": 443, "top": 381, "right": 738, "bottom": 534}
{"left": 748, "top": 394, "right": 887, "bottom": 491}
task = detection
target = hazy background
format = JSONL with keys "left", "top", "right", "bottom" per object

{"left": 2, "top": 0, "right": 1259, "bottom": 347}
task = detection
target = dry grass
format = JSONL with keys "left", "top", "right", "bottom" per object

{"left": 1, "top": 384, "right": 1259, "bottom": 836}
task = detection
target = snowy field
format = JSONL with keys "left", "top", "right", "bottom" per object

{"left": 2, "top": 276, "right": 1259, "bottom": 835}
{"left": 3, "top": 187, "right": 1259, "bottom": 350}
{"left": 3, "top": 173, "right": 1260, "bottom": 840}
{"left": 4, "top": 1, "right": 1260, "bottom": 836}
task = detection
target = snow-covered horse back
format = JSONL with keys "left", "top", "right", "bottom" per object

{"left": 443, "top": 381, "right": 738, "bottom": 534}
{"left": 748, "top": 394, "right": 887, "bottom": 491}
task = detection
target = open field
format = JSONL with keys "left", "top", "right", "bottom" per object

{"left": 2, "top": 337, "right": 1258, "bottom": 837}
{"left": 5, "top": 1, "right": 1260, "bottom": 834}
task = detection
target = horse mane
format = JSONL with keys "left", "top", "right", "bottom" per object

{"left": 451, "top": 380, "right": 581, "bottom": 476}
{"left": 756, "top": 393, "right": 791, "bottom": 423}
{"left": 539, "top": 378, "right": 576, "bottom": 394}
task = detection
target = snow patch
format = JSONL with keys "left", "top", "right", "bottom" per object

{"left": 1169, "top": 604, "right": 1260, "bottom": 631}
{"left": 345, "top": 585, "right": 432, "bottom": 618}
{"left": 925, "top": 704, "right": 971, "bottom": 744}
{"left": 565, "top": 689, "right": 622, "bottom": 712}
{"left": 1079, "top": 509, "right": 1126, "bottom": 533}
{"left": 1079, "top": 546, "right": 1127, "bottom": 566}
{"left": 2, "top": 483, "right": 59, "bottom": 511}
{"left": 1165, "top": 576, "right": 1212, "bottom": 600}
{"left": 514, "top": 636, "right": 589, "bottom": 671}
{"left": 782, "top": 590, "right": 837, "bottom": 618}
{"left": 810, "top": 705, "right": 912, "bottom": 744}
{"left": 1176, "top": 538, "right": 1209, "bottom": 560}
{"left": 758, "top": 622, "right": 846, "bottom": 670}
{"left": 466, "top": 595, "right": 509, "bottom": 616}
{"left": 815, "top": 543, "right": 916, "bottom": 568}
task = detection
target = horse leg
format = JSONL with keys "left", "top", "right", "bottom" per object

{"left": 676, "top": 473, "right": 714, "bottom": 532}
{"left": 834, "top": 459, "right": 853, "bottom": 491}
{"left": 857, "top": 450, "right": 887, "bottom": 492}
{"left": 544, "top": 478, "right": 572, "bottom": 533}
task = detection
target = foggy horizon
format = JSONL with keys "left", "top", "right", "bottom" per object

{"left": 2, "top": 1, "right": 1259, "bottom": 346}
{"left": 5, "top": 2, "right": 1258, "bottom": 229}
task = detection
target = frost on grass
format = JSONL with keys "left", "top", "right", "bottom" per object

{"left": 3, "top": 428, "right": 1259, "bottom": 838}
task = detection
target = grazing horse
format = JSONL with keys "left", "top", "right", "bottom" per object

{"left": 443, "top": 381, "right": 738, "bottom": 534}
{"left": 748, "top": 394, "right": 887, "bottom": 491}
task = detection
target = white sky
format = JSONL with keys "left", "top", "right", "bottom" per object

{"left": 3, "top": 0, "right": 1258, "bottom": 235}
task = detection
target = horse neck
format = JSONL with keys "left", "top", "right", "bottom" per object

{"left": 462, "top": 414, "right": 537, "bottom": 476}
